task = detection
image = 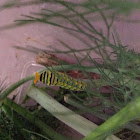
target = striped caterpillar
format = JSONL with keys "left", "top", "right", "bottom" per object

{"left": 34, "top": 70, "right": 87, "bottom": 91}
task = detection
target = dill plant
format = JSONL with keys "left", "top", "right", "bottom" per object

{"left": 1, "top": 0, "right": 140, "bottom": 140}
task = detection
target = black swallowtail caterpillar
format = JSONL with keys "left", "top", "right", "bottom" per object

{"left": 34, "top": 71, "right": 87, "bottom": 91}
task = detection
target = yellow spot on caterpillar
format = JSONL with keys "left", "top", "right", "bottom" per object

{"left": 65, "top": 84, "right": 67, "bottom": 86}
{"left": 69, "top": 86, "right": 71, "bottom": 88}
{"left": 76, "top": 82, "right": 78, "bottom": 85}
{"left": 67, "top": 79, "right": 69, "bottom": 81}
{"left": 49, "top": 72, "right": 51, "bottom": 77}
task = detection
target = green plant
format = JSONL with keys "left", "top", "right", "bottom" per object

{"left": 1, "top": 0, "right": 140, "bottom": 140}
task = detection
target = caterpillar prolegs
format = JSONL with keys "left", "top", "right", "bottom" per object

{"left": 34, "top": 71, "right": 87, "bottom": 91}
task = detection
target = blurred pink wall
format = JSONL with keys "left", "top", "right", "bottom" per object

{"left": 0, "top": 1, "right": 140, "bottom": 97}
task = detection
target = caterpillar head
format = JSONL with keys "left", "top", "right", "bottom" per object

{"left": 34, "top": 72, "right": 40, "bottom": 84}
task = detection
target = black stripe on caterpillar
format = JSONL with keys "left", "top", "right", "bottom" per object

{"left": 34, "top": 71, "right": 87, "bottom": 91}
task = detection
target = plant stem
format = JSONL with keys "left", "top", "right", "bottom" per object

{"left": 2, "top": 104, "right": 31, "bottom": 139}
{"left": 3, "top": 97, "right": 67, "bottom": 140}
{"left": 26, "top": 85, "right": 120, "bottom": 140}
{"left": 0, "top": 75, "right": 33, "bottom": 105}
{"left": 64, "top": 95, "right": 140, "bottom": 135}
{"left": 64, "top": 95, "right": 108, "bottom": 120}
{"left": 0, "top": 64, "right": 104, "bottom": 105}
{"left": 82, "top": 96, "right": 140, "bottom": 140}
{"left": 1, "top": 64, "right": 140, "bottom": 105}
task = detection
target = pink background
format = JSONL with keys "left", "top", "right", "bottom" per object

{"left": 0, "top": 1, "right": 140, "bottom": 96}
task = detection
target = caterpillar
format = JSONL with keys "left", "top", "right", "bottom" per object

{"left": 34, "top": 71, "right": 87, "bottom": 91}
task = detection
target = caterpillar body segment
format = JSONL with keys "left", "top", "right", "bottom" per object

{"left": 34, "top": 71, "right": 87, "bottom": 91}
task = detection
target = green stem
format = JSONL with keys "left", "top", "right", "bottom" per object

{"left": 26, "top": 86, "right": 120, "bottom": 140}
{"left": 22, "top": 128, "right": 50, "bottom": 140}
{"left": 0, "top": 64, "right": 102, "bottom": 105}
{"left": 64, "top": 95, "right": 140, "bottom": 135}
{"left": 64, "top": 95, "right": 108, "bottom": 120}
{"left": 3, "top": 98, "right": 67, "bottom": 140}
{"left": 82, "top": 96, "right": 140, "bottom": 140}
{"left": 1, "top": 64, "right": 140, "bottom": 105}
{"left": 0, "top": 75, "right": 33, "bottom": 105}
{"left": 2, "top": 104, "right": 30, "bottom": 139}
